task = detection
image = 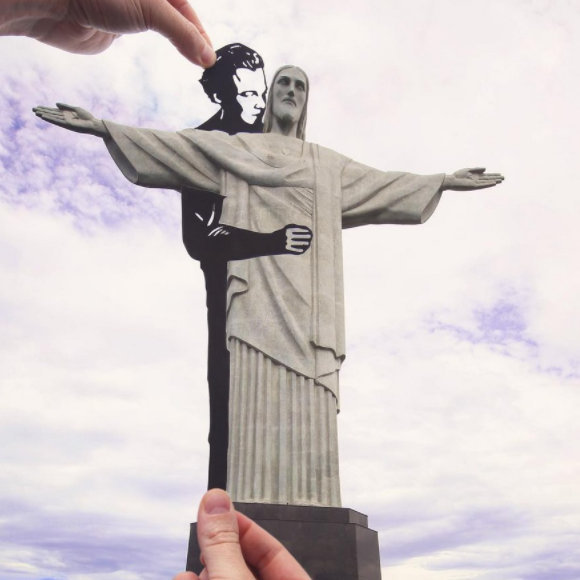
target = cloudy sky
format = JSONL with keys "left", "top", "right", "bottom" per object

{"left": 1, "top": 0, "right": 579, "bottom": 579}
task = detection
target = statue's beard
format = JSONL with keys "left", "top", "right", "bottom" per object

{"left": 277, "top": 112, "right": 296, "bottom": 127}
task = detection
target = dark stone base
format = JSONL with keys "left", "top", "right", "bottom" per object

{"left": 187, "top": 503, "right": 382, "bottom": 580}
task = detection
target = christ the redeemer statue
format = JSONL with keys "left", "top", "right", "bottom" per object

{"left": 34, "top": 65, "right": 503, "bottom": 507}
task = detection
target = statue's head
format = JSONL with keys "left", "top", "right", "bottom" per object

{"left": 199, "top": 43, "right": 267, "bottom": 126}
{"left": 263, "top": 66, "right": 309, "bottom": 140}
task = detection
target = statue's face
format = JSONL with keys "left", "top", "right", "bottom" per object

{"left": 233, "top": 68, "right": 267, "bottom": 125}
{"left": 272, "top": 67, "right": 307, "bottom": 127}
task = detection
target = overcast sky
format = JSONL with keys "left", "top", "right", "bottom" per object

{"left": 1, "top": 0, "right": 579, "bottom": 579}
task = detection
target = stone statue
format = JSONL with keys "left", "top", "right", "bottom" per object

{"left": 34, "top": 65, "right": 503, "bottom": 508}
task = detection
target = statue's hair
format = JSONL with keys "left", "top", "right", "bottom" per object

{"left": 263, "top": 66, "right": 309, "bottom": 140}
{"left": 199, "top": 44, "right": 264, "bottom": 104}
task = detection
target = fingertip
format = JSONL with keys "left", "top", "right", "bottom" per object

{"left": 200, "top": 42, "right": 216, "bottom": 67}
{"left": 175, "top": 36, "right": 214, "bottom": 69}
{"left": 149, "top": 1, "right": 214, "bottom": 68}
{"left": 201, "top": 488, "right": 232, "bottom": 516}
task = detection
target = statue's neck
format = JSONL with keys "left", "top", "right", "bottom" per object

{"left": 270, "top": 117, "right": 299, "bottom": 139}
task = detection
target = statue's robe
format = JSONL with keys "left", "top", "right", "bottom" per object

{"left": 103, "top": 123, "right": 444, "bottom": 506}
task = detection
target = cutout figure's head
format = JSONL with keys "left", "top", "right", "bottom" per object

{"left": 200, "top": 44, "right": 267, "bottom": 126}
{"left": 263, "top": 66, "right": 309, "bottom": 140}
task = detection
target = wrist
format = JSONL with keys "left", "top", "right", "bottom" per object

{"left": 442, "top": 174, "right": 453, "bottom": 191}
{"left": 92, "top": 119, "right": 108, "bottom": 138}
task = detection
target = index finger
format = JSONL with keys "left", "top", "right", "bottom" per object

{"left": 167, "top": 0, "right": 212, "bottom": 47}
{"left": 149, "top": 0, "right": 215, "bottom": 67}
{"left": 236, "top": 512, "right": 311, "bottom": 580}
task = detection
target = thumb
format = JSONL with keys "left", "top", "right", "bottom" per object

{"left": 197, "top": 489, "right": 252, "bottom": 580}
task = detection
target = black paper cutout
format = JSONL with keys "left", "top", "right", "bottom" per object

{"left": 181, "top": 44, "right": 312, "bottom": 490}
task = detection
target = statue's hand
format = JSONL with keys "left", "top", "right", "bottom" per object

{"left": 443, "top": 168, "right": 505, "bottom": 191}
{"left": 282, "top": 225, "right": 313, "bottom": 255}
{"left": 33, "top": 103, "right": 107, "bottom": 136}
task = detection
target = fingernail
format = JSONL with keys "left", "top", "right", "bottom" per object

{"left": 203, "top": 489, "right": 231, "bottom": 515}
{"left": 200, "top": 43, "right": 216, "bottom": 67}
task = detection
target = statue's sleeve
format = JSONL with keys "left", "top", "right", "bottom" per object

{"left": 102, "top": 121, "right": 221, "bottom": 193}
{"left": 340, "top": 158, "right": 445, "bottom": 229}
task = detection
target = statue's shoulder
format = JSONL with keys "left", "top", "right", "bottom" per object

{"left": 309, "top": 141, "right": 350, "bottom": 170}
{"left": 180, "top": 127, "right": 233, "bottom": 140}
{"left": 179, "top": 128, "right": 246, "bottom": 153}
{"left": 233, "top": 131, "right": 273, "bottom": 152}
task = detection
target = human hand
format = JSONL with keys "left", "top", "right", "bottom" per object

{"left": 174, "top": 488, "right": 312, "bottom": 580}
{"left": 282, "top": 225, "right": 313, "bottom": 255}
{"left": 443, "top": 168, "right": 505, "bottom": 191}
{"left": 0, "top": 0, "right": 215, "bottom": 68}
{"left": 33, "top": 103, "right": 108, "bottom": 137}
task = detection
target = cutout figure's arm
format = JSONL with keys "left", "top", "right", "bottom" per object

{"left": 188, "top": 217, "right": 313, "bottom": 262}
{"left": 182, "top": 186, "right": 312, "bottom": 262}
{"left": 182, "top": 189, "right": 224, "bottom": 262}
{"left": 214, "top": 223, "right": 312, "bottom": 261}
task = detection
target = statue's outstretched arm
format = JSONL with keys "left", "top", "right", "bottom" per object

{"left": 442, "top": 167, "right": 505, "bottom": 191}
{"left": 33, "top": 103, "right": 109, "bottom": 137}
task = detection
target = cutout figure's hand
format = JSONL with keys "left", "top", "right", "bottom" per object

{"left": 0, "top": 0, "right": 215, "bottom": 68}
{"left": 172, "top": 489, "right": 312, "bottom": 580}
{"left": 443, "top": 168, "right": 505, "bottom": 191}
{"left": 33, "top": 103, "right": 107, "bottom": 136}
{"left": 283, "top": 225, "right": 313, "bottom": 255}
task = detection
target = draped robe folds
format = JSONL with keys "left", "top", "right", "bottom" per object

{"left": 103, "top": 122, "right": 445, "bottom": 505}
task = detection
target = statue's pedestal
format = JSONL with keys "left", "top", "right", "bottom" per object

{"left": 186, "top": 502, "right": 382, "bottom": 580}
